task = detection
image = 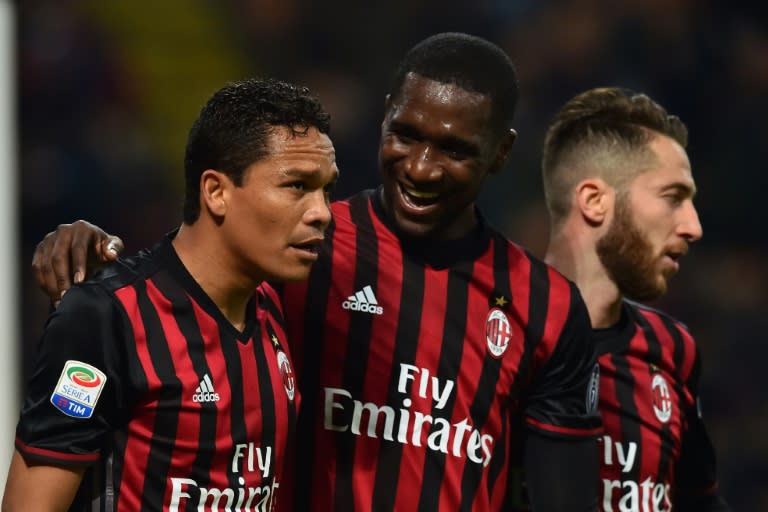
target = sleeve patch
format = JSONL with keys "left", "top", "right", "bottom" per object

{"left": 50, "top": 360, "right": 107, "bottom": 419}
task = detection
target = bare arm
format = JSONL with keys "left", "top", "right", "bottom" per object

{"left": 2, "top": 451, "right": 86, "bottom": 512}
{"left": 31, "top": 220, "right": 123, "bottom": 305}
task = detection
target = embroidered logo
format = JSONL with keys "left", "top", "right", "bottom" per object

{"left": 486, "top": 308, "right": 512, "bottom": 358}
{"left": 342, "top": 285, "right": 383, "bottom": 315}
{"left": 651, "top": 373, "right": 672, "bottom": 423}
{"left": 586, "top": 363, "right": 600, "bottom": 414}
{"left": 277, "top": 350, "right": 295, "bottom": 401}
{"left": 50, "top": 360, "right": 107, "bottom": 419}
{"left": 192, "top": 374, "right": 220, "bottom": 403}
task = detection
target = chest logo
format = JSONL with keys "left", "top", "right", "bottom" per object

{"left": 51, "top": 360, "right": 107, "bottom": 419}
{"left": 486, "top": 308, "right": 512, "bottom": 358}
{"left": 651, "top": 373, "right": 672, "bottom": 423}
{"left": 277, "top": 350, "right": 296, "bottom": 401}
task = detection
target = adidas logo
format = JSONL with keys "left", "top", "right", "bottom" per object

{"left": 342, "top": 285, "right": 384, "bottom": 315}
{"left": 192, "top": 374, "right": 220, "bottom": 403}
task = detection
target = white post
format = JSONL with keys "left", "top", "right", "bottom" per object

{"left": 0, "top": 0, "right": 18, "bottom": 498}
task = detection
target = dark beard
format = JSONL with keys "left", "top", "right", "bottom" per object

{"left": 596, "top": 201, "right": 667, "bottom": 301}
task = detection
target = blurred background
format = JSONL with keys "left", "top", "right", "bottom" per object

{"left": 12, "top": 0, "right": 768, "bottom": 508}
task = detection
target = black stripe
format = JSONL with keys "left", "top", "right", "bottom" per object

{"left": 634, "top": 309, "right": 675, "bottom": 487}
{"left": 334, "top": 194, "right": 379, "bottom": 512}
{"left": 254, "top": 319, "right": 277, "bottom": 487}
{"left": 417, "top": 260, "right": 473, "bottom": 512}
{"left": 371, "top": 257, "right": 425, "bottom": 509}
{"left": 293, "top": 219, "right": 335, "bottom": 512}
{"left": 110, "top": 301, "right": 142, "bottom": 511}
{"left": 150, "top": 270, "right": 220, "bottom": 512}
{"left": 658, "top": 315, "right": 689, "bottom": 485}
{"left": 460, "top": 235, "right": 509, "bottom": 508}
{"left": 613, "top": 307, "right": 642, "bottom": 487}
{"left": 499, "top": 252, "right": 549, "bottom": 510}
{"left": 134, "top": 279, "right": 182, "bottom": 510}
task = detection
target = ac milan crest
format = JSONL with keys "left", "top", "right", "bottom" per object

{"left": 485, "top": 308, "right": 512, "bottom": 358}
{"left": 277, "top": 350, "right": 296, "bottom": 401}
{"left": 651, "top": 373, "right": 672, "bottom": 423}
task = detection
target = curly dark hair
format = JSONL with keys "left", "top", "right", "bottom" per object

{"left": 388, "top": 32, "right": 519, "bottom": 133}
{"left": 183, "top": 77, "right": 331, "bottom": 223}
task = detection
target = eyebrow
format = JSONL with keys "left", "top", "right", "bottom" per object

{"left": 661, "top": 182, "right": 697, "bottom": 198}
{"left": 389, "top": 120, "right": 481, "bottom": 156}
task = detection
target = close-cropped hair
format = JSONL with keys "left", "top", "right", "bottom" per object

{"left": 388, "top": 32, "right": 519, "bottom": 133}
{"left": 542, "top": 87, "right": 688, "bottom": 226}
{"left": 183, "top": 77, "right": 331, "bottom": 224}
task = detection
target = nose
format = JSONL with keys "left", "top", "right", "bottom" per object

{"left": 679, "top": 200, "right": 703, "bottom": 242}
{"left": 304, "top": 191, "right": 333, "bottom": 230}
{"left": 404, "top": 144, "right": 443, "bottom": 183}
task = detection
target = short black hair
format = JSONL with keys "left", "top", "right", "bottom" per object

{"left": 183, "top": 77, "right": 331, "bottom": 223}
{"left": 388, "top": 32, "right": 519, "bottom": 133}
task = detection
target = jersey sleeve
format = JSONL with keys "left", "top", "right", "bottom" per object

{"left": 15, "top": 283, "right": 130, "bottom": 466}
{"left": 523, "top": 284, "right": 603, "bottom": 439}
{"left": 674, "top": 348, "right": 731, "bottom": 510}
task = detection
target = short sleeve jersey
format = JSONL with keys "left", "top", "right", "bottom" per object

{"left": 15, "top": 236, "right": 299, "bottom": 511}
{"left": 594, "top": 300, "right": 723, "bottom": 510}
{"left": 280, "top": 189, "right": 601, "bottom": 511}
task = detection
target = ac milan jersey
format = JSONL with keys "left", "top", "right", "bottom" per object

{"left": 594, "top": 300, "right": 722, "bottom": 511}
{"left": 15, "top": 235, "right": 298, "bottom": 511}
{"left": 280, "top": 189, "right": 601, "bottom": 511}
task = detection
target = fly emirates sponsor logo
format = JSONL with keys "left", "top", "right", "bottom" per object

{"left": 169, "top": 443, "right": 278, "bottom": 512}
{"left": 324, "top": 364, "right": 494, "bottom": 466}
{"left": 601, "top": 434, "right": 672, "bottom": 512}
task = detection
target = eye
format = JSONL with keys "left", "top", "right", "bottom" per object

{"left": 445, "top": 149, "right": 469, "bottom": 161}
{"left": 287, "top": 181, "right": 306, "bottom": 191}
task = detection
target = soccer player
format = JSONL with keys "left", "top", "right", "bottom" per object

{"left": 26, "top": 33, "right": 602, "bottom": 511}
{"left": 4, "top": 78, "right": 339, "bottom": 510}
{"left": 541, "top": 87, "right": 730, "bottom": 510}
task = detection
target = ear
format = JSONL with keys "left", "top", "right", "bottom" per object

{"left": 200, "top": 169, "right": 229, "bottom": 219}
{"left": 489, "top": 128, "right": 517, "bottom": 174}
{"left": 576, "top": 178, "right": 611, "bottom": 226}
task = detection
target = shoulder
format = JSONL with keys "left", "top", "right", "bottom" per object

{"left": 87, "top": 246, "right": 161, "bottom": 294}
{"left": 625, "top": 299, "right": 693, "bottom": 337}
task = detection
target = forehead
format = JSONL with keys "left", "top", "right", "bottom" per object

{"left": 631, "top": 135, "right": 695, "bottom": 191}
{"left": 388, "top": 73, "right": 494, "bottom": 136}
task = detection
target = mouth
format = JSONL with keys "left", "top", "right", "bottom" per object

{"left": 662, "top": 248, "right": 686, "bottom": 273}
{"left": 398, "top": 183, "right": 440, "bottom": 210}
{"left": 290, "top": 238, "right": 323, "bottom": 261}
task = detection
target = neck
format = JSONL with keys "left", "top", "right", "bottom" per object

{"left": 545, "top": 226, "right": 624, "bottom": 329}
{"left": 172, "top": 222, "right": 261, "bottom": 331}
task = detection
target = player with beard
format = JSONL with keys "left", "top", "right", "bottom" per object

{"left": 26, "top": 34, "right": 603, "bottom": 511}
{"left": 540, "top": 87, "right": 730, "bottom": 511}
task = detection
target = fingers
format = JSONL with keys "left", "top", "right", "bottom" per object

{"left": 30, "top": 220, "right": 121, "bottom": 305}
{"left": 99, "top": 235, "right": 124, "bottom": 264}
{"left": 32, "top": 228, "right": 74, "bottom": 303}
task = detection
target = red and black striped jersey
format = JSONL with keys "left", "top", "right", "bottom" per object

{"left": 15, "top": 235, "right": 298, "bottom": 511}
{"left": 280, "top": 189, "right": 601, "bottom": 511}
{"left": 594, "top": 300, "right": 724, "bottom": 511}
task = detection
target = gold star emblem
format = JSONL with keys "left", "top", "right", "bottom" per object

{"left": 494, "top": 295, "right": 508, "bottom": 307}
{"left": 272, "top": 335, "right": 280, "bottom": 347}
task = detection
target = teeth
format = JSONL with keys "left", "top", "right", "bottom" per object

{"left": 403, "top": 187, "right": 438, "bottom": 199}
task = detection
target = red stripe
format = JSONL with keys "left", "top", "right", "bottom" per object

{"left": 311, "top": 199, "right": 355, "bottom": 507}
{"left": 354, "top": 200, "right": 404, "bottom": 506}
{"left": 142, "top": 280, "right": 205, "bottom": 504}
{"left": 525, "top": 417, "right": 603, "bottom": 437}
{"left": 15, "top": 437, "right": 99, "bottom": 463}
{"left": 114, "top": 285, "right": 155, "bottom": 512}
{"left": 532, "top": 268, "right": 572, "bottom": 369}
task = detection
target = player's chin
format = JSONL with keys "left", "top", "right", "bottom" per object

{"left": 270, "top": 261, "right": 314, "bottom": 283}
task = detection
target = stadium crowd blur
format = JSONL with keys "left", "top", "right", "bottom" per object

{"left": 18, "top": 1, "right": 767, "bottom": 509}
